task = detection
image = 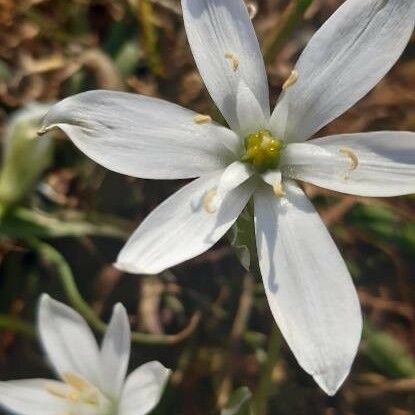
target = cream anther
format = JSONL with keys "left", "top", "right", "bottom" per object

{"left": 47, "top": 372, "right": 99, "bottom": 407}
{"left": 282, "top": 70, "right": 299, "bottom": 90}
{"left": 62, "top": 372, "right": 92, "bottom": 394}
{"left": 246, "top": 2, "right": 258, "bottom": 19}
{"left": 193, "top": 114, "right": 212, "bottom": 124}
{"left": 224, "top": 52, "right": 240, "bottom": 72}
{"left": 273, "top": 182, "right": 286, "bottom": 198}
{"left": 339, "top": 147, "right": 359, "bottom": 178}
{"left": 203, "top": 189, "right": 217, "bottom": 214}
{"left": 46, "top": 383, "right": 68, "bottom": 400}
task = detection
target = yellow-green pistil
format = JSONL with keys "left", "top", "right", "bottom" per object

{"left": 242, "top": 128, "right": 284, "bottom": 173}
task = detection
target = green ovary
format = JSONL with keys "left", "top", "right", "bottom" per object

{"left": 241, "top": 128, "right": 284, "bottom": 173}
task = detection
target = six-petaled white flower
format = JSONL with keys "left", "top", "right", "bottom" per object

{"left": 0, "top": 295, "right": 170, "bottom": 415}
{"left": 40, "top": 0, "right": 415, "bottom": 395}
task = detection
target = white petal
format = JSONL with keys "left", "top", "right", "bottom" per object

{"left": 283, "top": 131, "right": 415, "bottom": 197}
{"left": 236, "top": 81, "right": 268, "bottom": 137}
{"left": 116, "top": 170, "right": 256, "bottom": 274}
{"left": 261, "top": 170, "right": 282, "bottom": 187}
{"left": 214, "top": 161, "right": 253, "bottom": 209}
{"left": 0, "top": 379, "right": 69, "bottom": 415}
{"left": 38, "top": 294, "right": 101, "bottom": 386}
{"left": 99, "top": 303, "right": 130, "bottom": 399}
{"left": 182, "top": 0, "right": 269, "bottom": 132}
{"left": 119, "top": 362, "right": 170, "bottom": 415}
{"left": 254, "top": 182, "right": 362, "bottom": 395}
{"left": 271, "top": 0, "right": 415, "bottom": 142}
{"left": 42, "top": 90, "right": 240, "bottom": 179}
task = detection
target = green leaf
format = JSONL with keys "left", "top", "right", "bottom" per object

{"left": 0, "top": 207, "right": 129, "bottom": 240}
{"left": 222, "top": 387, "right": 253, "bottom": 415}
{"left": 347, "top": 203, "right": 415, "bottom": 253}
{"left": 114, "top": 40, "right": 142, "bottom": 78}
{"left": 363, "top": 323, "right": 415, "bottom": 378}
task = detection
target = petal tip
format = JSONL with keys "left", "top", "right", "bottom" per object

{"left": 37, "top": 125, "right": 53, "bottom": 136}
{"left": 111, "top": 302, "right": 129, "bottom": 329}
{"left": 113, "top": 261, "right": 136, "bottom": 274}
{"left": 147, "top": 361, "right": 172, "bottom": 383}
{"left": 312, "top": 364, "right": 351, "bottom": 396}
{"left": 113, "top": 302, "right": 127, "bottom": 314}
{"left": 38, "top": 294, "right": 54, "bottom": 319}
{"left": 39, "top": 294, "right": 63, "bottom": 313}
{"left": 41, "top": 90, "right": 100, "bottom": 131}
{"left": 39, "top": 293, "right": 51, "bottom": 304}
{"left": 42, "top": 97, "right": 71, "bottom": 129}
{"left": 114, "top": 260, "right": 161, "bottom": 276}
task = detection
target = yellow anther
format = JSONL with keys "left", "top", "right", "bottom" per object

{"left": 203, "top": 189, "right": 217, "bottom": 214}
{"left": 273, "top": 182, "right": 286, "bottom": 198}
{"left": 224, "top": 52, "right": 240, "bottom": 72}
{"left": 339, "top": 147, "right": 359, "bottom": 178}
{"left": 282, "top": 70, "right": 299, "bottom": 90}
{"left": 193, "top": 114, "right": 212, "bottom": 124}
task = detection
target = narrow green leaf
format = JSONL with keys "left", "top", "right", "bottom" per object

{"left": 222, "top": 387, "right": 253, "bottom": 415}
{"left": 0, "top": 207, "right": 129, "bottom": 240}
{"left": 363, "top": 323, "right": 415, "bottom": 378}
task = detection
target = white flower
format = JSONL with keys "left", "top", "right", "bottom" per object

{"left": 0, "top": 295, "right": 170, "bottom": 415}
{"left": 40, "top": 0, "right": 415, "bottom": 395}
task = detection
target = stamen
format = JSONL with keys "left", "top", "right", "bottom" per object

{"left": 46, "top": 373, "right": 100, "bottom": 412}
{"left": 62, "top": 372, "right": 91, "bottom": 392}
{"left": 193, "top": 114, "right": 212, "bottom": 125}
{"left": 273, "top": 182, "right": 286, "bottom": 198}
{"left": 203, "top": 189, "right": 217, "bottom": 214}
{"left": 282, "top": 70, "right": 299, "bottom": 90}
{"left": 246, "top": 2, "right": 258, "bottom": 19}
{"left": 224, "top": 52, "right": 240, "bottom": 72}
{"left": 339, "top": 147, "right": 359, "bottom": 176}
{"left": 67, "top": 391, "right": 81, "bottom": 402}
{"left": 81, "top": 391, "right": 99, "bottom": 405}
{"left": 61, "top": 372, "right": 99, "bottom": 405}
{"left": 46, "top": 383, "right": 68, "bottom": 399}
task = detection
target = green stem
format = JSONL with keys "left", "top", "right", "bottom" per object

{"left": 28, "top": 238, "right": 200, "bottom": 346}
{"left": 216, "top": 275, "right": 254, "bottom": 409}
{"left": 252, "top": 326, "right": 281, "bottom": 415}
{"left": 137, "top": 0, "right": 164, "bottom": 76}
{"left": 229, "top": 203, "right": 282, "bottom": 413}
{"left": 264, "top": 0, "right": 314, "bottom": 63}
{"left": 0, "top": 314, "right": 35, "bottom": 337}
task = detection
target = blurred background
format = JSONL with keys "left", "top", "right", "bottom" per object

{"left": 0, "top": 0, "right": 414, "bottom": 414}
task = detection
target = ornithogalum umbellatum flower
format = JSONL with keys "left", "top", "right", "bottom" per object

{"left": 40, "top": 0, "right": 415, "bottom": 395}
{"left": 0, "top": 295, "right": 170, "bottom": 415}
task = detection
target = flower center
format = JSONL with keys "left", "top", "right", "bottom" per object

{"left": 46, "top": 372, "right": 115, "bottom": 415}
{"left": 241, "top": 129, "right": 284, "bottom": 173}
